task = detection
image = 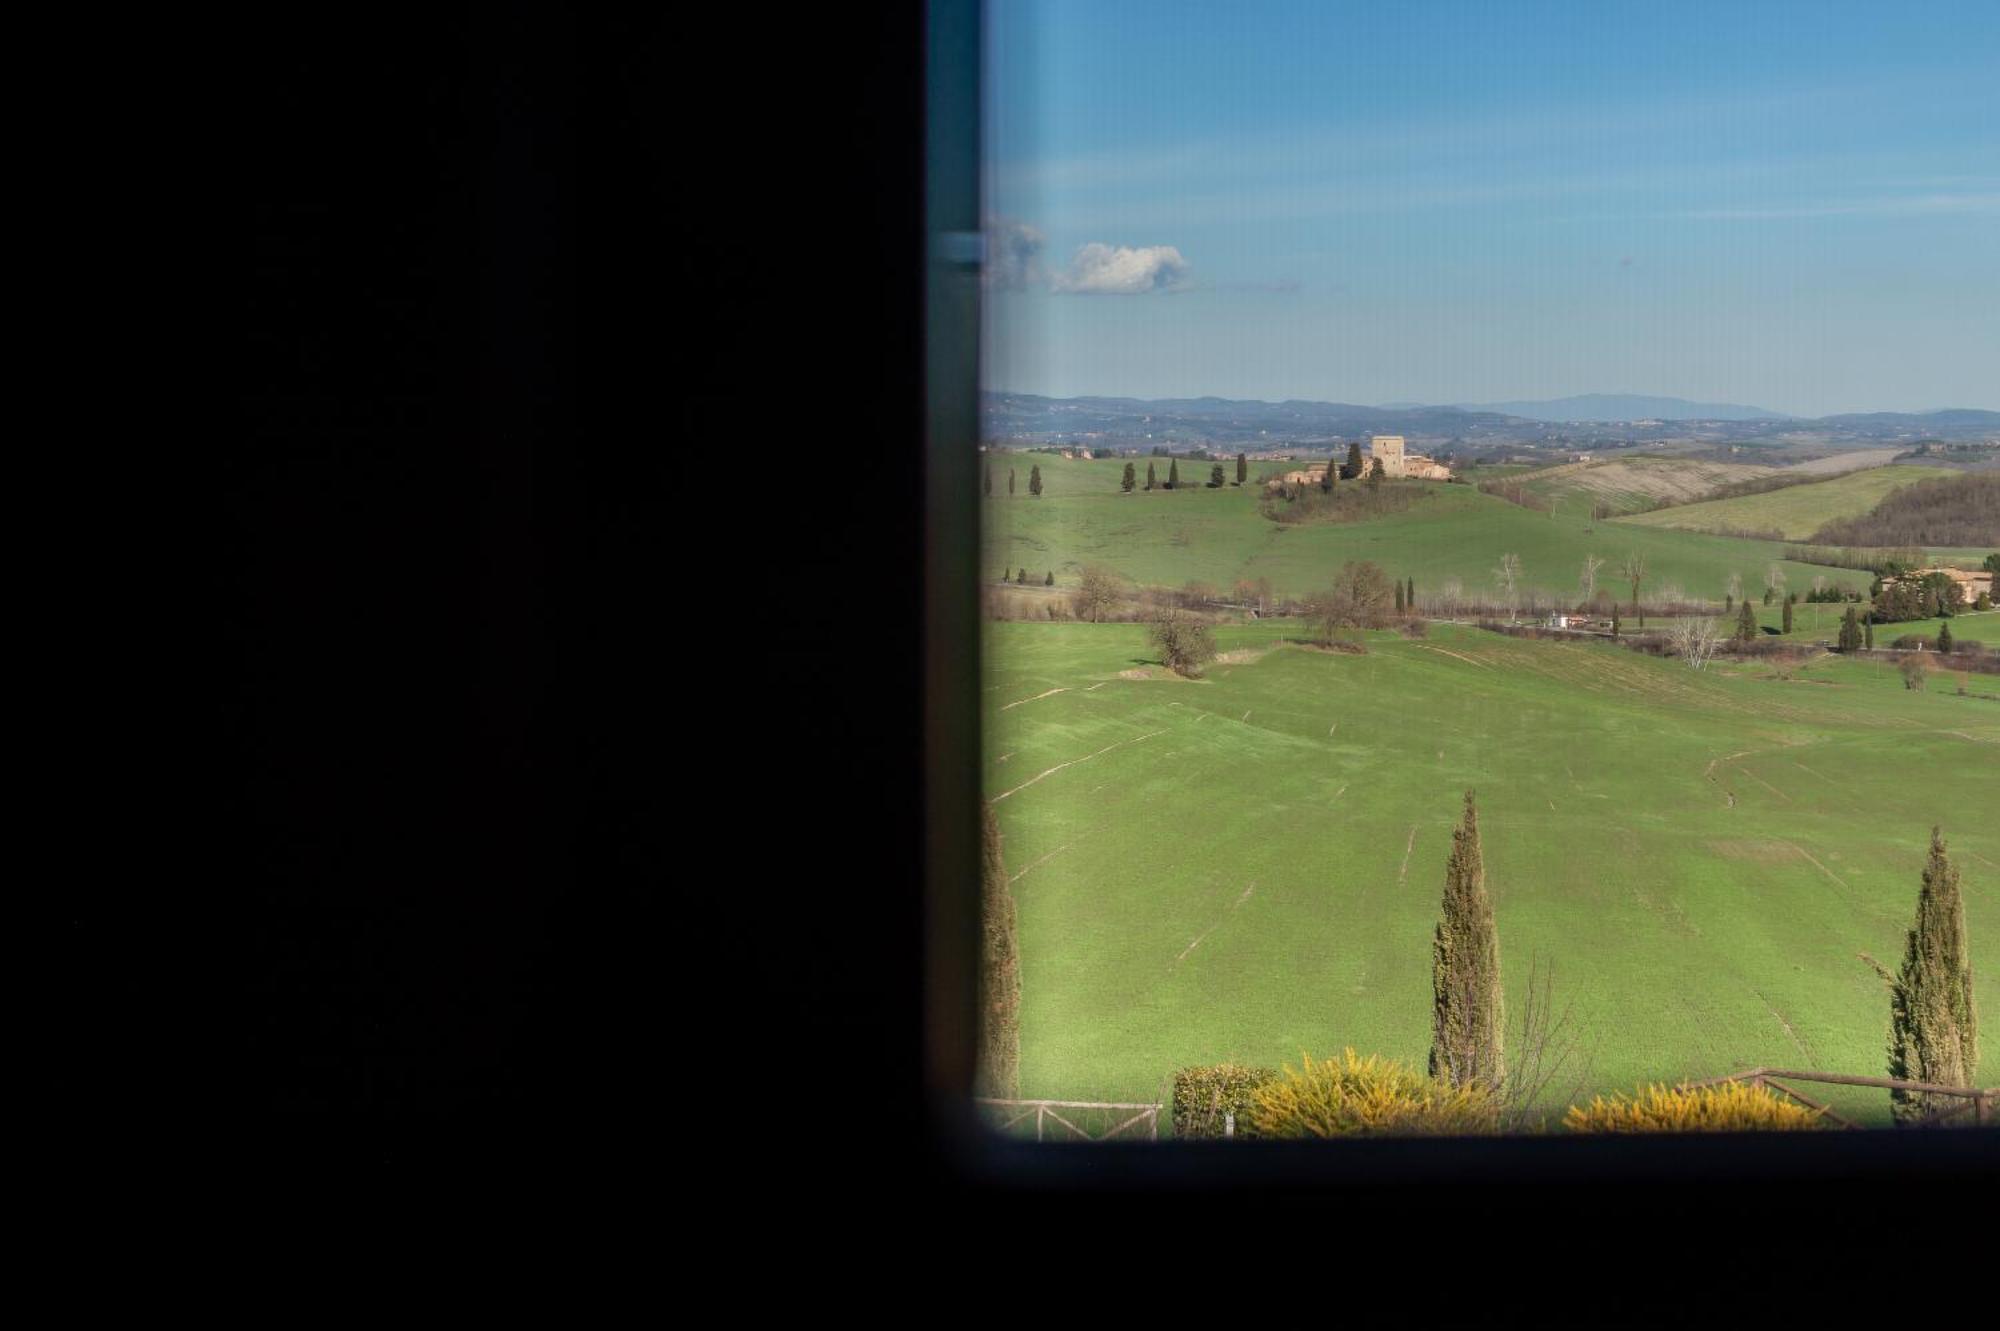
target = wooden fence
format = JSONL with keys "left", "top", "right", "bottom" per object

{"left": 975, "top": 1098, "right": 1162, "bottom": 1141}
{"left": 1683, "top": 1067, "right": 1997, "bottom": 1129}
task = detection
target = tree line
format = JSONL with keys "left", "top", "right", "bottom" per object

{"left": 1809, "top": 474, "right": 2000, "bottom": 548}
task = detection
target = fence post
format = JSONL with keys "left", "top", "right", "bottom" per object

{"left": 1036, "top": 1104, "right": 1045, "bottom": 1142}
{"left": 1224, "top": 1111, "right": 1234, "bottom": 1138}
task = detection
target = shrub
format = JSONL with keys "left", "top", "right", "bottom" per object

{"left": 1171, "top": 1063, "right": 1278, "bottom": 1138}
{"left": 1562, "top": 1081, "right": 1826, "bottom": 1133}
{"left": 1149, "top": 608, "right": 1218, "bottom": 677}
{"left": 1900, "top": 654, "right": 1932, "bottom": 691}
{"left": 1398, "top": 618, "right": 1429, "bottom": 638}
{"left": 1245, "top": 1050, "right": 1502, "bottom": 1138}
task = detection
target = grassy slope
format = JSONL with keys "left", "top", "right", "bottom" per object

{"left": 1510, "top": 457, "right": 1777, "bottom": 515}
{"left": 983, "top": 456, "right": 1874, "bottom": 603}
{"left": 986, "top": 620, "right": 2000, "bottom": 1125}
{"left": 1616, "top": 464, "right": 1960, "bottom": 540}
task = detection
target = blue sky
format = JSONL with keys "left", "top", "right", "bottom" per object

{"left": 981, "top": 1, "right": 1999, "bottom": 416}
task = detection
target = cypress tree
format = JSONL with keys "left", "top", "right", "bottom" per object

{"left": 1782, "top": 598, "right": 1793, "bottom": 634}
{"left": 1344, "top": 441, "right": 1364, "bottom": 480}
{"left": 1009, "top": 468, "right": 1016, "bottom": 496}
{"left": 1736, "top": 599, "right": 1758, "bottom": 644}
{"left": 1938, "top": 621, "right": 1953, "bottom": 654}
{"left": 1430, "top": 791, "right": 1504, "bottom": 1090}
{"left": 1167, "top": 459, "right": 1179, "bottom": 490}
{"left": 1145, "top": 462, "right": 1157, "bottom": 491}
{"left": 1611, "top": 606, "right": 1621, "bottom": 637}
{"left": 977, "top": 802, "right": 1022, "bottom": 1100}
{"left": 1122, "top": 462, "right": 1136, "bottom": 492}
{"left": 1724, "top": 593, "right": 1733, "bottom": 612}
{"left": 1320, "top": 458, "right": 1334, "bottom": 493}
{"left": 1407, "top": 577, "right": 1416, "bottom": 611}
{"left": 1367, "top": 458, "right": 1384, "bottom": 488}
{"left": 1886, "top": 828, "right": 1978, "bottom": 1123}
{"left": 1865, "top": 613, "right": 1874, "bottom": 648}
{"left": 1016, "top": 567, "right": 1027, "bottom": 584}
{"left": 1209, "top": 463, "right": 1225, "bottom": 488}
{"left": 1029, "top": 464, "right": 1043, "bottom": 497}
{"left": 1839, "top": 606, "right": 1862, "bottom": 652}
{"left": 1236, "top": 452, "right": 1247, "bottom": 485}
{"left": 1395, "top": 581, "right": 1406, "bottom": 613}
{"left": 1044, "top": 570, "right": 1054, "bottom": 586}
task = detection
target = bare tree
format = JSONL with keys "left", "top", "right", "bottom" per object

{"left": 1580, "top": 553, "right": 1604, "bottom": 602}
{"left": 1669, "top": 615, "right": 1722, "bottom": 670}
{"left": 1149, "top": 607, "right": 1217, "bottom": 677}
{"left": 1620, "top": 552, "right": 1647, "bottom": 619}
{"left": 1310, "top": 560, "right": 1394, "bottom": 643}
{"left": 1072, "top": 564, "right": 1123, "bottom": 623}
{"left": 1493, "top": 553, "right": 1522, "bottom": 618}
{"left": 1440, "top": 576, "right": 1464, "bottom": 616}
{"left": 1496, "top": 956, "right": 1596, "bottom": 1132}
{"left": 1764, "top": 562, "right": 1787, "bottom": 604}
{"left": 1725, "top": 571, "right": 1743, "bottom": 605}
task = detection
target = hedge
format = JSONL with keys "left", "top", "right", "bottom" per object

{"left": 1171, "top": 1063, "right": 1277, "bottom": 1138}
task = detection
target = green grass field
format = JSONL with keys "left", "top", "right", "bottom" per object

{"left": 982, "top": 456, "right": 1876, "bottom": 604}
{"left": 1615, "top": 464, "right": 1960, "bottom": 540}
{"left": 985, "top": 619, "right": 2000, "bottom": 1126}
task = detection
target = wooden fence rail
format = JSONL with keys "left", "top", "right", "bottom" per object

{"left": 975, "top": 1098, "right": 1162, "bottom": 1141}
{"left": 1682, "top": 1067, "right": 1997, "bottom": 1128}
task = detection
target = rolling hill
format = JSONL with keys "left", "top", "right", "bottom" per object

{"left": 982, "top": 454, "right": 1875, "bottom": 604}
{"left": 986, "top": 619, "right": 2000, "bottom": 1123}
{"left": 1616, "top": 464, "right": 1963, "bottom": 541}
{"left": 1457, "top": 394, "right": 1790, "bottom": 422}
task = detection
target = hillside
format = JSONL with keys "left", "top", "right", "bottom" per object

{"left": 987, "top": 620, "right": 2000, "bottom": 1121}
{"left": 982, "top": 455, "right": 1874, "bottom": 605}
{"left": 1458, "top": 393, "right": 1789, "bottom": 422}
{"left": 1504, "top": 456, "right": 1779, "bottom": 515}
{"left": 1615, "top": 465, "right": 1961, "bottom": 541}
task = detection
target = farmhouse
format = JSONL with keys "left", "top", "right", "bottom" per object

{"left": 1368, "top": 435, "right": 1454, "bottom": 480}
{"left": 1268, "top": 443, "right": 1454, "bottom": 489}
{"left": 1880, "top": 565, "right": 1993, "bottom": 600}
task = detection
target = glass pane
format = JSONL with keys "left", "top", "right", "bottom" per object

{"left": 972, "top": 0, "right": 2000, "bottom": 1141}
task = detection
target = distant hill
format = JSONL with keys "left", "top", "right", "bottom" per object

{"left": 1817, "top": 409, "right": 2000, "bottom": 428}
{"left": 1456, "top": 394, "right": 1790, "bottom": 422}
{"left": 981, "top": 392, "right": 2000, "bottom": 449}
{"left": 981, "top": 393, "right": 1525, "bottom": 446}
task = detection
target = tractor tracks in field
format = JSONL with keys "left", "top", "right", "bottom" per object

{"left": 991, "top": 729, "right": 1167, "bottom": 803}
{"left": 1175, "top": 881, "right": 1257, "bottom": 966}
{"left": 1001, "top": 686, "right": 1068, "bottom": 711}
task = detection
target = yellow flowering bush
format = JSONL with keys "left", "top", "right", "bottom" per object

{"left": 1245, "top": 1049, "right": 1501, "bottom": 1138}
{"left": 1563, "top": 1081, "right": 1826, "bottom": 1133}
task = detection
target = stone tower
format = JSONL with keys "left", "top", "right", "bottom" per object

{"left": 1369, "top": 434, "right": 1407, "bottom": 478}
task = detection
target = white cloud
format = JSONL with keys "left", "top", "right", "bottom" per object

{"left": 983, "top": 217, "right": 1046, "bottom": 290}
{"left": 1050, "top": 242, "right": 1191, "bottom": 294}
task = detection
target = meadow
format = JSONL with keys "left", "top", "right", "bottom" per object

{"left": 1615, "top": 463, "right": 1961, "bottom": 540}
{"left": 1505, "top": 455, "right": 1777, "bottom": 515}
{"left": 982, "top": 454, "right": 1877, "bottom": 606}
{"left": 984, "top": 618, "right": 2000, "bottom": 1126}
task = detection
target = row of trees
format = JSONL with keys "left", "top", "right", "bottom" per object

{"left": 983, "top": 463, "right": 1044, "bottom": 497}
{"left": 1117, "top": 453, "right": 1253, "bottom": 492}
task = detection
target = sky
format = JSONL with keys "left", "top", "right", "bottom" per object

{"left": 980, "top": 0, "right": 2000, "bottom": 416}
